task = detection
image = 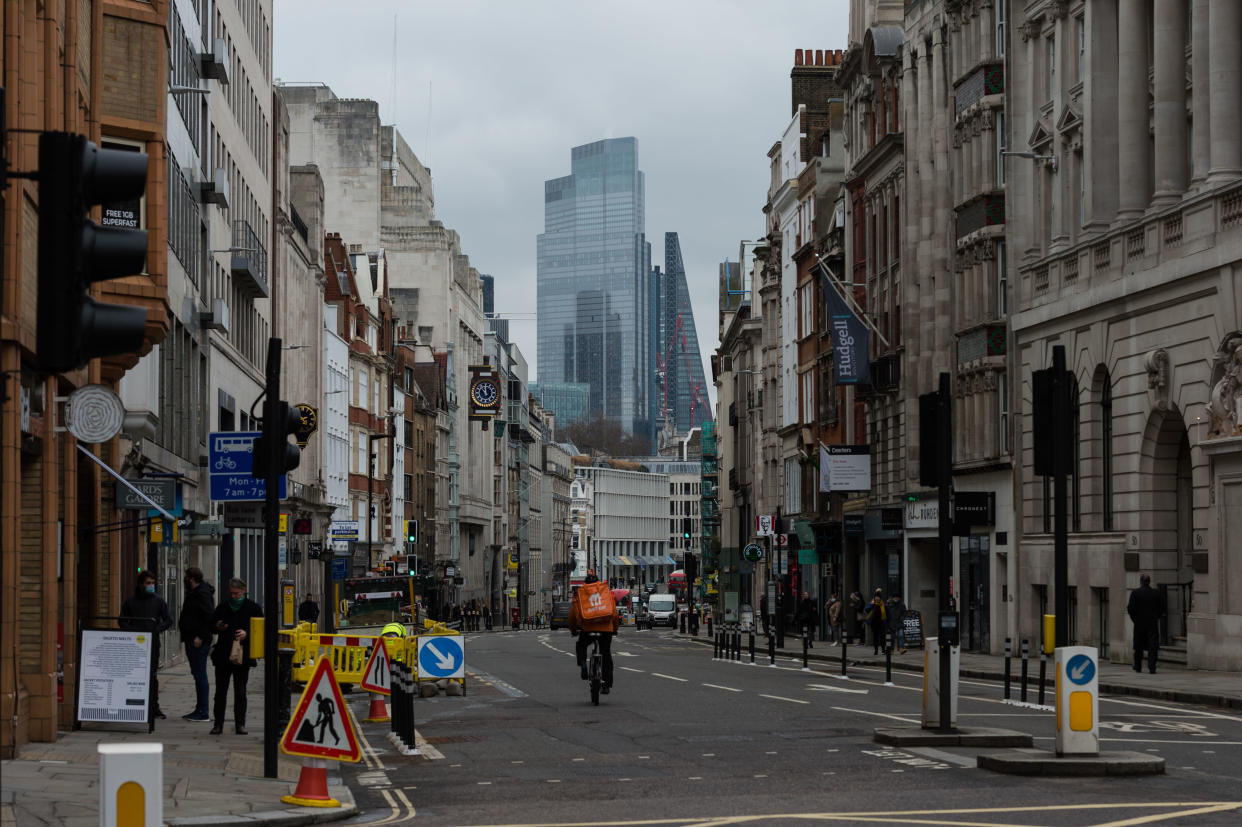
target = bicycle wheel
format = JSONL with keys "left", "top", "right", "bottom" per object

{"left": 589, "top": 653, "right": 602, "bottom": 705}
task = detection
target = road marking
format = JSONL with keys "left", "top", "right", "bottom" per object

{"left": 701, "top": 753, "right": 715, "bottom": 757}
{"left": 573, "top": 757, "right": 585, "bottom": 762}
{"left": 1099, "top": 696, "right": 1242, "bottom": 722}
{"left": 547, "top": 779, "right": 561, "bottom": 783}
{"left": 906, "top": 747, "right": 978, "bottom": 768}
{"left": 759, "top": 693, "right": 810, "bottom": 705}
{"left": 1032, "top": 736, "right": 1242, "bottom": 746}
{"left": 477, "top": 781, "right": 492, "bottom": 785}
{"left": 806, "top": 682, "right": 869, "bottom": 695}
{"left": 512, "top": 760, "right": 524, "bottom": 764}
{"left": 831, "top": 705, "right": 920, "bottom": 723}
{"left": 652, "top": 672, "right": 688, "bottom": 682}
{"left": 621, "top": 666, "right": 645, "bottom": 673}
{"left": 753, "top": 774, "right": 768, "bottom": 778}
{"left": 639, "top": 755, "right": 650, "bottom": 759}
{"left": 702, "top": 683, "right": 742, "bottom": 692}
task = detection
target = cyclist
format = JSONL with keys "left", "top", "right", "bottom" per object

{"left": 568, "top": 570, "right": 620, "bottom": 694}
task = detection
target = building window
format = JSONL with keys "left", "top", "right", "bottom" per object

{"left": 996, "top": 111, "right": 1007, "bottom": 186}
{"left": 995, "top": 0, "right": 1006, "bottom": 57}
{"left": 996, "top": 241, "right": 1008, "bottom": 318}
{"left": 1047, "top": 35, "right": 1056, "bottom": 103}
{"left": 999, "top": 371, "right": 1009, "bottom": 455}
{"left": 1100, "top": 368, "right": 1114, "bottom": 530}
{"left": 1076, "top": 17, "right": 1085, "bottom": 83}
{"left": 1077, "top": 151, "right": 1086, "bottom": 228}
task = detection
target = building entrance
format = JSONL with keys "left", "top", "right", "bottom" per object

{"left": 959, "top": 535, "right": 990, "bottom": 652}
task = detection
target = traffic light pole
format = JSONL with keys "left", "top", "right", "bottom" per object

{"left": 1051, "top": 346, "right": 1069, "bottom": 648}
{"left": 262, "top": 338, "right": 282, "bottom": 779}
{"left": 936, "top": 372, "right": 954, "bottom": 733}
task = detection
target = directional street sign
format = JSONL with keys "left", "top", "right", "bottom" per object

{"left": 416, "top": 635, "right": 465, "bottom": 680}
{"left": 359, "top": 640, "right": 393, "bottom": 696}
{"left": 280, "top": 657, "right": 362, "bottom": 762}
{"left": 1066, "top": 652, "right": 1096, "bottom": 686}
{"left": 208, "top": 431, "right": 286, "bottom": 502}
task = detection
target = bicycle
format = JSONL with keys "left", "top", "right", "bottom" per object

{"left": 584, "top": 632, "right": 604, "bottom": 705}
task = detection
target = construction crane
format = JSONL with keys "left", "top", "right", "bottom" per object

{"left": 655, "top": 312, "right": 711, "bottom": 432}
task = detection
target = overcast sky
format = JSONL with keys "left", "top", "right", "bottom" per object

{"left": 274, "top": 0, "right": 849, "bottom": 405}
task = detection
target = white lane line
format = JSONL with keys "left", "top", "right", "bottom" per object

{"left": 831, "top": 706, "right": 920, "bottom": 723}
{"left": 547, "top": 779, "right": 561, "bottom": 783}
{"left": 702, "top": 683, "right": 743, "bottom": 692}
{"left": 760, "top": 693, "right": 810, "bottom": 705}
{"left": 688, "top": 776, "right": 702, "bottom": 780}
{"left": 806, "top": 682, "right": 869, "bottom": 695}
{"left": 1097, "top": 696, "right": 1242, "bottom": 722}
{"left": 477, "top": 781, "right": 492, "bottom": 785}
{"left": 620, "top": 666, "right": 645, "bottom": 673}
{"left": 572, "top": 757, "right": 585, "bottom": 762}
{"left": 652, "top": 672, "right": 688, "bottom": 682}
{"left": 906, "top": 747, "right": 978, "bottom": 768}
{"left": 1032, "top": 736, "right": 1242, "bottom": 745}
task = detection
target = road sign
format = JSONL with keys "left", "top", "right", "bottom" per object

{"left": 331, "top": 557, "right": 349, "bottom": 581}
{"left": 359, "top": 640, "right": 393, "bottom": 695}
{"left": 208, "top": 431, "right": 286, "bottom": 502}
{"left": 417, "top": 635, "right": 465, "bottom": 680}
{"left": 775, "top": 533, "right": 789, "bottom": 547}
{"left": 280, "top": 657, "right": 361, "bottom": 762}
{"left": 743, "top": 543, "right": 763, "bottom": 562}
{"left": 1066, "top": 652, "right": 1095, "bottom": 686}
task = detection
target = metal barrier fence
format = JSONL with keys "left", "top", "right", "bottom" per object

{"left": 283, "top": 620, "right": 466, "bottom": 691}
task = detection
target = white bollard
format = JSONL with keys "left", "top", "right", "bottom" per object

{"left": 1055, "top": 646, "right": 1100, "bottom": 756}
{"left": 920, "top": 636, "right": 960, "bottom": 729}
{"left": 99, "top": 743, "right": 162, "bottom": 826}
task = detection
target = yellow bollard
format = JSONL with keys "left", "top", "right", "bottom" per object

{"left": 99, "top": 744, "right": 162, "bottom": 826}
{"left": 250, "top": 616, "right": 265, "bottom": 659}
{"left": 1042, "top": 614, "right": 1055, "bottom": 654}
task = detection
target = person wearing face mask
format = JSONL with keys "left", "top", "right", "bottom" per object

{"left": 209, "top": 577, "right": 264, "bottom": 735}
{"left": 177, "top": 566, "right": 215, "bottom": 721}
{"left": 120, "top": 570, "right": 173, "bottom": 720}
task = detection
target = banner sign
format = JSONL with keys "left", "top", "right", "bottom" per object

{"left": 818, "top": 442, "right": 831, "bottom": 492}
{"left": 822, "top": 268, "right": 870, "bottom": 385}
{"left": 825, "top": 445, "right": 871, "bottom": 492}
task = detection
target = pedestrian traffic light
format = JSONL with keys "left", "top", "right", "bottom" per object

{"left": 252, "top": 400, "right": 301, "bottom": 480}
{"left": 404, "top": 519, "right": 418, "bottom": 544}
{"left": 36, "top": 132, "right": 149, "bottom": 373}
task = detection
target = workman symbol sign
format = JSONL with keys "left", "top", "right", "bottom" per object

{"left": 280, "top": 656, "right": 362, "bottom": 762}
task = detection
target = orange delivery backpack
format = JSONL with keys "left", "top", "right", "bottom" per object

{"left": 575, "top": 580, "right": 616, "bottom": 621}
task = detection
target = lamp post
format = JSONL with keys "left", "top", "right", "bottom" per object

{"left": 367, "top": 428, "right": 393, "bottom": 570}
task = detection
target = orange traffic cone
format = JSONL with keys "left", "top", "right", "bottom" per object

{"left": 364, "top": 692, "right": 390, "bottom": 722}
{"left": 281, "top": 757, "right": 340, "bottom": 807}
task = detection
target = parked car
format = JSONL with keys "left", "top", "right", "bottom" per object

{"left": 646, "top": 593, "right": 678, "bottom": 628}
{"left": 550, "top": 600, "right": 572, "bottom": 630}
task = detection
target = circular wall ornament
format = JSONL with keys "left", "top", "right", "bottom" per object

{"left": 65, "top": 384, "right": 125, "bottom": 443}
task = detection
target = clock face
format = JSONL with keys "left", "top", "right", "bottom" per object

{"left": 471, "top": 379, "right": 498, "bottom": 407}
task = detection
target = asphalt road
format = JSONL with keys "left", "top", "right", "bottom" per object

{"left": 337, "top": 628, "right": 1242, "bottom": 827}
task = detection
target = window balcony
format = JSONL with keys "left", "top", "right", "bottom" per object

{"left": 231, "top": 219, "right": 268, "bottom": 298}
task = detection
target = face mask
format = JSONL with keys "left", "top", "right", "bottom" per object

{"left": 144, "top": 585, "right": 155, "bottom": 594}
{"left": 229, "top": 596, "right": 245, "bottom": 610}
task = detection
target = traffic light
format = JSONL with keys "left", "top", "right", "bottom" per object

{"left": 37, "top": 132, "right": 149, "bottom": 373}
{"left": 404, "top": 519, "right": 418, "bottom": 544}
{"left": 684, "top": 552, "right": 698, "bottom": 583}
{"left": 681, "top": 518, "right": 692, "bottom": 541}
{"left": 252, "top": 401, "right": 301, "bottom": 480}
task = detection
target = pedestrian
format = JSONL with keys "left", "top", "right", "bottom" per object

{"left": 825, "top": 594, "right": 842, "bottom": 645}
{"left": 298, "top": 592, "right": 319, "bottom": 625}
{"left": 796, "top": 591, "right": 817, "bottom": 647}
{"left": 864, "top": 590, "right": 888, "bottom": 654}
{"left": 887, "top": 594, "right": 908, "bottom": 654}
{"left": 483, "top": 604, "right": 492, "bottom": 631}
{"left": 1127, "top": 573, "right": 1164, "bottom": 674}
{"left": 120, "top": 570, "right": 173, "bottom": 720}
{"left": 178, "top": 566, "right": 215, "bottom": 721}
{"left": 209, "top": 577, "right": 263, "bottom": 735}
{"left": 849, "top": 592, "right": 865, "bottom": 645}
{"left": 760, "top": 593, "right": 770, "bottom": 636}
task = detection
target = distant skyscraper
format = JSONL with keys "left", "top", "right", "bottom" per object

{"left": 529, "top": 381, "right": 591, "bottom": 428}
{"left": 653, "top": 233, "right": 712, "bottom": 435}
{"left": 537, "top": 138, "right": 650, "bottom": 435}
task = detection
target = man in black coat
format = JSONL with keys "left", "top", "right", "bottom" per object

{"left": 178, "top": 566, "right": 215, "bottom": 721}
{"left": 796, "top": 591, "right": 818, "bottom": 647}
{"left": 210, "top": 577, "right": 264, "bottom": 735}
{"left": 298, "top": 593, "right": 320, "bottom": 624}
{"left": 120, "top": 570, "right": 173, "bottom": 719}
{"left": 1127, "top": 573, "right": 1164, "bottom": 674}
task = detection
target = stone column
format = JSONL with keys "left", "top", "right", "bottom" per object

{"left": 1117, "top": 0, "right": 1151, "bottom": 220}
{"left": 1191, "top": 0, "right": 1211, "bottom": 184}
{"left": 932, "top": 27, "right": 951, "bottom": 376}
{"left": 918, "top": 44, "right": 935, "bottom": 390}
{"left": 1153, "top": 0, "right": 1188, "bottom": 203}
{"left": 1207, "top": 0, "right": 1242, "bottom": 182}
{"left": 1084, "top": 0, "right": 1119, "bottom": 229}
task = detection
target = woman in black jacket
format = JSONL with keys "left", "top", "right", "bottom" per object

{"left": 210, "top": 577, "right": 263, "bottom": 735}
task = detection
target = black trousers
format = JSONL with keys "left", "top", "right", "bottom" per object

{"left": 213, "top": 661, "right": 251, "bottom": 728}
{"left": 1134, "top": 627, "right": 1159, "bottom": 672}
{"left": 575, "top": 632, "right": 615, "bottom": 687}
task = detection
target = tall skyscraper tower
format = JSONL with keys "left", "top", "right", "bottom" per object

{"left": 537, "top": 138, "right": 650, "bottom": 435}
{"left": 653, "top": 233, "right": 712, "bottom": 437}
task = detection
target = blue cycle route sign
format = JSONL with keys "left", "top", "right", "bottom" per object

{"left": 417, "top": 636, "right": 465, "bottom": 680}
{"left": 208, "top": 431, "right": 286, "bottom": 502}
{"left": 1066, "top": 653, "right": 1095, "bottom": 686}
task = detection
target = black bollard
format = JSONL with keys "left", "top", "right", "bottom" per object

{"left": 768, "top": 630, "right": 776, "bottom": 665}
{"left": 680, "top": 611, "right": 687, "bottom": 634}
{"left": 749, "top": 627, "right": 756, "bottom": 664}
{"left": 1020, "top": 639, "right": 1030, "bottom": 703}
{"left": 277, "top": 647, "right": 294, "bottom": 732}
{"left": 1003, "top": 638, "right": 1012, "bottom": 700}
{"left": 841, "top": 637, "right": 848, "bottom": 676}
{"left": 714, "top": 629, "right": 721, "bottom": 659}
{"left": 391, "top": 660, "right": 403, "bottom": 742}
{"left": 733, "top": 626, "right": 741, "bottom": 661}
{"left": 1038, "top": 649, "right": 1047, "bottom": 706}
{"left": 707, "top": 615, "right": 713, "bottom": 637}
{"left": 802, "top": 629, "right": 809, "bottom": 669}
{"left": 885, "top": 632, "right": 893, "bottom": 683}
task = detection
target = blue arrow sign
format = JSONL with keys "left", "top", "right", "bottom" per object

{"left": 417, "top": 636, "right": 464, "bottom": 679}
{"left": 1066, "top": 653, "right": 1095, "bottom": 685}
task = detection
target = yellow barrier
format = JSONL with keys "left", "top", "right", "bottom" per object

{"left": 285, "top": 625, "right": 466, "bottom": 692}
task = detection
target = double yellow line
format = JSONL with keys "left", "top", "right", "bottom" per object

{"left": 351, "top": 700, "right": 417, "bottom": 824}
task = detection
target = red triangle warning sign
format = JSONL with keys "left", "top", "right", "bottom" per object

{"left": 280, "top": 656, "right": 362, "bottom": 762}
{"left": 359, "top": 639, "right": 394, "bottom": 695}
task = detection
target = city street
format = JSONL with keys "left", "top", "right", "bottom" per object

{"left": 337, "top": 629, "right": 1242, "bottom": 827}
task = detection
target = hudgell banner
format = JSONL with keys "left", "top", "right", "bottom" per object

{"left": 823, "top": 270, "right": 870, "bottom": 385}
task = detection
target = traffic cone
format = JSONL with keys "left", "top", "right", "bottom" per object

{"left": 281, "top": 757, "right": 341, "bottom": 807}
{"left": 364, "top": 691, "right": 390, "bottom": 722}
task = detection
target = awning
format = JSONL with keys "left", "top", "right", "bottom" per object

{"left": 664, "top": 555, "right": 677, "bottom": 565}
{"left": 618, "top": 556, "right": 635, "bottom": 566}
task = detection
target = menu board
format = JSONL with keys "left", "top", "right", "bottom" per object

{"left": 77, "top": 629, "right": 151, "bottom": 723}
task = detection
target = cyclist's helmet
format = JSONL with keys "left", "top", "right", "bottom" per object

{"left": 381, "top": 622, "right": 407, "bottom": 638}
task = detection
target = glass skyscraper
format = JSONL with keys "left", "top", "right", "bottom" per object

{"left": 537, "top": 138, "right": 650, "bottom": 436}
{"left": 653, "top": 232, "right": 712, "bottom": 435}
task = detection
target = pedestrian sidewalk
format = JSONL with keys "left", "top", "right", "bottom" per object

{"left": 0, "top": 661, "right": 355, "bottom": 827}
{"left": 682, "top": 630, "right": 1242, "bottom": 710}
